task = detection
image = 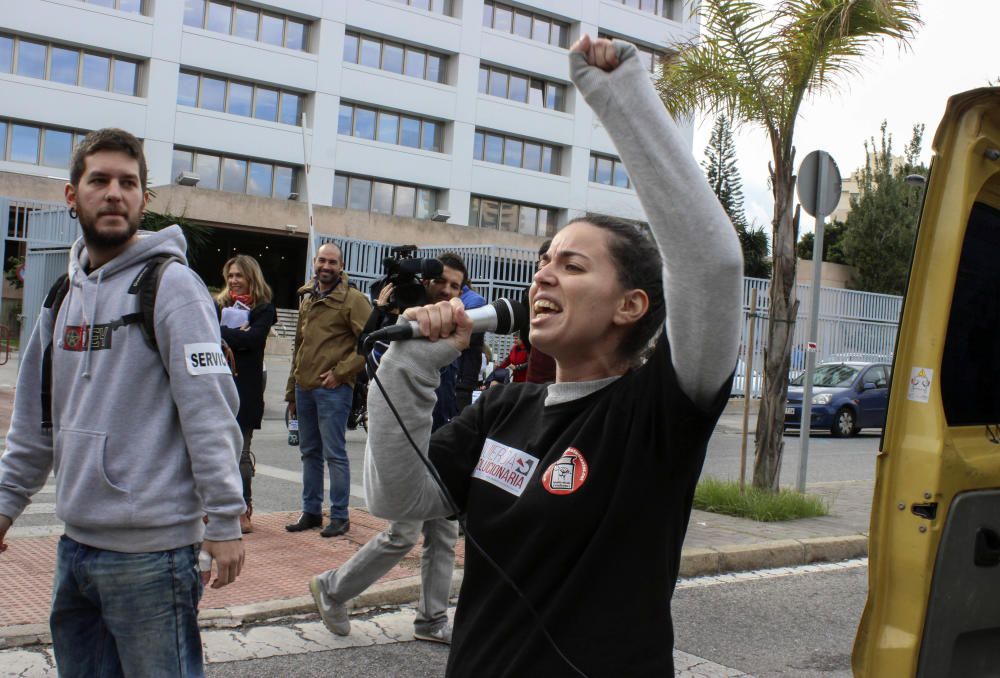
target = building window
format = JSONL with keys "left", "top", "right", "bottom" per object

{"left": 49, "top": 47, "right": 79, "bottom": 85}
{"left": 77, "top": 0, "right": 145, "bottom": 13}
{"left": 469, "top": 195, "right": 557, "bottom": 236}
{"left": 184, "top": 0, "right": 309, "bottom": 51}
{"left": 171, "top": 148, "right": 296, "bottom": 198}
{"left": 473, "top": 130, "right": 559, "bottom": 174}
{"left": 0, "top": 118, "right": 88, "bottom": 169}
{"left": 343, "top": 31, "right": 447, "bottom": 84}
{"left": 0, "top": 36, "right": 12, "bottom": 73}
{"left": 177, "top": 70, "right": 303, "bottom": 125}
{"left": 338, "top": 102, "right": 443, "bottom": 152}
{"left": 478, "top": 64, "right": 565, "bottom": 111}
{"left": 598, "top": 32, "right": 666, "bottom": 76}
{"left": 482, "top": 2, "right": 568, "bottom": 48}
{"left": 332, "top": 173, "right": 439, "bottom": 219}
{"left": 0, "top": 33, "right": 141, "bottom": 95}
{"left": 589, "top": 153, "right": 631, "bottom": 188}
{"left": 385, "top": 0, "right": 451, "bottom": 14}
{"left": 611, "top": 0, "right": 677, "bottom": 19}
{"left": 17, "top": 40, "right": 47, "bottom": 79}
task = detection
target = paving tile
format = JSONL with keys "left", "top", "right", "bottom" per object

{"left": 0, "top": 510, "right": 466, "bottom": 629}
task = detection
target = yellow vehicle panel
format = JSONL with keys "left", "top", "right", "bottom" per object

{"left": 854, "top": 88, "right": 1000, "bottom": 677}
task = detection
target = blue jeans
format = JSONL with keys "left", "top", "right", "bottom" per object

{"left": 50, "top": 536, "right": 204, "bottom": 678}
{"left": 296, "top": 383, "right": 353, "bottom": 519}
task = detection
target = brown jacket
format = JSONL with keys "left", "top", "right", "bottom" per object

{"left": 285, "top": 272, "right": 372, "bottom": 401}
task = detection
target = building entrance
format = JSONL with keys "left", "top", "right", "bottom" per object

{"left": 191, "top": 226, "right": 307, "bottom": 309}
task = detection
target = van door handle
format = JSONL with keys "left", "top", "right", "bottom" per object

{"left": 974, "top": 528, "right": 1000, "bottom": 567}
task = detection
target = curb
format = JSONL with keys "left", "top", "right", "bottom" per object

{"left": 0, "top": 571, "right": 466, "bottom": 650}
{"left": 0, "top": 536, "right": 867, "bottom": 650}
{"left": 679, "top": 534, "right": 868, "bottom": 578}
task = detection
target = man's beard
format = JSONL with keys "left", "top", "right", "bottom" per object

{"left": 315, "top": 269, "right": 338, "bottom": 284}
{"left": 78, "top": 207, "right": 141, "bottom": 250}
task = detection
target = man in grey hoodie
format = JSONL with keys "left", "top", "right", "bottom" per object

{"left": 0, "top": 128, "right": 246, "bottom": 677}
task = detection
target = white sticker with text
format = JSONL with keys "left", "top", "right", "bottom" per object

{"left": 185, "top": 343, "right": 232, "bottom": 375}
{"left": 472, "top": 438, "right": 539, "bottom": 497}
{"left": 907, "top": 366, "right": 933, "bottom": 403}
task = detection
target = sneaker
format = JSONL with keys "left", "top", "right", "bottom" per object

{"left": 414, "top": 625, "right": 452, "bottom": 645}
{"left": 309, "top": 576, "right": 350, "bottom": 636}
{"left": 320, "top": 518, "right": 350, "bottom": 538}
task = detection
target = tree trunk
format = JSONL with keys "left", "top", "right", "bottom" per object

{"left": 753, "top": 164, "right": 798, "bottom": 491}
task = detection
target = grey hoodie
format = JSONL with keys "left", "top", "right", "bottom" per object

{"left": 0, "top": 226, "right": 245, "bottom": 551}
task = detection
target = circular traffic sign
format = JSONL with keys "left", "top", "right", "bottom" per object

{"left": 797, "top": 150, "right": 841, "bottom": 219}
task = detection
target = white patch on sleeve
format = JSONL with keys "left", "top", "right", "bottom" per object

{"left": 185, "top": 343, "right": 231, "bottom": 375}
{"left": 471, "top": 438, "right": 539, "bottom": 497}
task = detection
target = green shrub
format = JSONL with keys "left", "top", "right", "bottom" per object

{"left": 693, "top": 477, "right": 829, "bottom": 522}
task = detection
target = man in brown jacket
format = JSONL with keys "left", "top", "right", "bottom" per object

{"left": 285, "top": 242, "right": 372, "bottom": 537}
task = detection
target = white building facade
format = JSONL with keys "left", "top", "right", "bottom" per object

{"left": 0, "top": 0, "right": 696, "bottom": 247}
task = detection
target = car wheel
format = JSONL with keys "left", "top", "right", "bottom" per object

{"left": 832, "top": 407, "right": 857, "bottom": 438}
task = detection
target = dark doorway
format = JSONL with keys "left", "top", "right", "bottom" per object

{"left": 190, "top": 226, "right": 308, "bottom": 309}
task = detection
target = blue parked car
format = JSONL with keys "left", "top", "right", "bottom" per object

{"left": 784, "top": 361, "right": 892, "bottom": 437}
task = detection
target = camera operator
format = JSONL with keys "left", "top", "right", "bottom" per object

{"left": 427, "top": 253, "right": 488, "bottom": 419}
{"left": 309, "top": 250, "right": 470, "bottom": 644}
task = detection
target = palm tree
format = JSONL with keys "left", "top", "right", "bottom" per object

{"left": 658, "top": 0, "right": 920, "bottom": 491}
{"left": 141, "top": 189, "right": 212, "bottom": 264}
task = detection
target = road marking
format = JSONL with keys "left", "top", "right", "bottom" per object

{"left": 676, "top": 650, "right": 752, "bottom": 677}
{"left": 8, "top": 524, "right": 64, "bottom": 538}
{"left": 678, "top": 558, "right": 867, "bottom": 590}
{"left": 21, "top": 503, "right": 56, "bottom": 516}
{"left": 255, "top": 463, "right": 366, "bottom": 503}
{"left": 0, "top": 608, "right": 750, "bottom": 677}
{"left": 0, "top": 648, "right": 56, "bottom": 677}
{"left": 0, "top": 608, "right": 753, "bottom": 676}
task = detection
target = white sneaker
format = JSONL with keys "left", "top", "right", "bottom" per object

{"left": 414, "top": 625, "right": 452, "bottom": 644}
{"left": 309, "top": 576, "right": 350, "bottom": 636}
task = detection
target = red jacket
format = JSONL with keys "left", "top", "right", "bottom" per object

{"left": 498, "top": 344, "right": 530, "bottom": 383}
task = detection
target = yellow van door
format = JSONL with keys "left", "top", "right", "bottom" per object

{"left": 853, "top": 87, "right": 1000, "bottom": 677}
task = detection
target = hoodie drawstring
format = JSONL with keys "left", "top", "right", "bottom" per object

{"left": 80, "top": 268, "right": 103, "bottom": 379}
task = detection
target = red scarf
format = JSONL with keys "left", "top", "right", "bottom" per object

{"left": 229, "top": 292, "right": 253, "bottom": 307}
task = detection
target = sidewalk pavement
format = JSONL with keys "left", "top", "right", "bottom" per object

{"left": 0, "top": 356, "right": 871, "bottom": 650}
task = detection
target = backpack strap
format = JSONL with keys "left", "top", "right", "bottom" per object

{"left": 41, "top": 274, "right": 71, "bottom": 433}
{"left": 41, "top": 254, "right": 182, "bottom": 431}
{"left": 122, "top": 253, "right": 184, "bottom": 351}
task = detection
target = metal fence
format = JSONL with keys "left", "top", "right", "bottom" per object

{"left": 320, "top": 235, "right": 538, "bottom": 360}
{"left": 324, "top": 236, "right": 904, "bottom": 396}
{"left": 737, "top": 277, "right": 901, "bottom": 397}
{"left": 0, "top": 198, "right": 81, "bottom": 350}
{"left": 4, "top": 205, "right": 903, "bottom": 397}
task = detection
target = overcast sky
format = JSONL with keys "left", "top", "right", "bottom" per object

{"left": 690, "top": 0, "right": 998, "bottom": 236}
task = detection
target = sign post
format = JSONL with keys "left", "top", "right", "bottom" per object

{"left": 795, "top": 150, "right": 841, "bottom": 493}
{"left": 300, "top": 113, "right": 316, "bottom": 281}
{"left": 739, "top": 288, "right": 758, "bottom": 492}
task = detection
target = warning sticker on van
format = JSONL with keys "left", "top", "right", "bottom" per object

{"left": 907, "top": 367, "right": 933, "bottom": 403}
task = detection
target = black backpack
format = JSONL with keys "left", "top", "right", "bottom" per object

{"left": 40, "top": 254, "right": 184, "bottom": 431}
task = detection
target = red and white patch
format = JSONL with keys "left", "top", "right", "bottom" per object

{"left": 541, "top": 447, "right": 589, "bottom": 495}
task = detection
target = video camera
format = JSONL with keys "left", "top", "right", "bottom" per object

{"left": 370, "top": 245, "right": 443, "bottom": 311}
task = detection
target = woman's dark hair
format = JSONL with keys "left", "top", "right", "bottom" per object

{"left": 566, "top": 214, "right": 665, "bottom": 362}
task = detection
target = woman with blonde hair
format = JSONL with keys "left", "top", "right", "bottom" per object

{"left": 216, "top": 254, "right": 277, "bottom": 533}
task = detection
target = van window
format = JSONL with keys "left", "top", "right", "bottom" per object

{"left": 941, "top": 201, "right": 1000, "bottom": 426}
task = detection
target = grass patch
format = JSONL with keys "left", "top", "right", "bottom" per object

{"left": 693, "top": 477, "right": 830, "bottom": 522}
